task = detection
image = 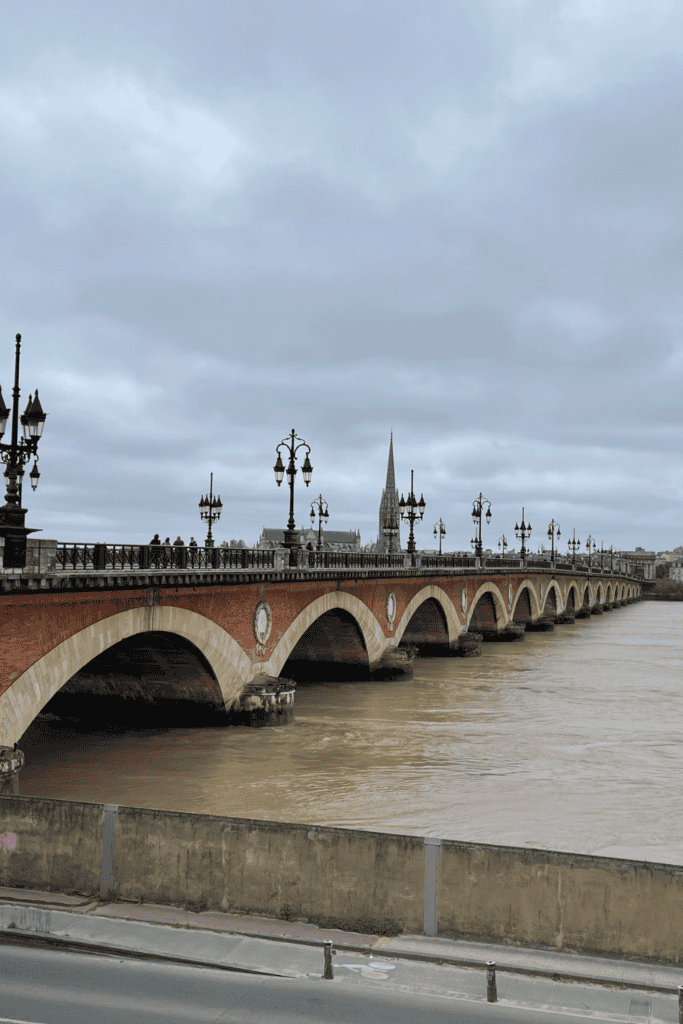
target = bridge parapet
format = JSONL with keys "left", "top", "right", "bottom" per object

{"left": 0, "top": 540, "right": 636, "bottom": 577}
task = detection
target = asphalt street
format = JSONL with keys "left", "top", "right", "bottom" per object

{"left": 0, "top": 942, "right": 678, "bottom": 1024}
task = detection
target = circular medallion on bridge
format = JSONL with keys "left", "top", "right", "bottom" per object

{"left": 253, "top": 601, "right": 273, "bottom": 646}
{"left": 461, "top": 588, "right": 467, "bottom": 613}
{"left": 386, "top": 592, "right": 397, "bottom": 628}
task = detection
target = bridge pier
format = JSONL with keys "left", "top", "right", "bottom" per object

{"left": 458, "top": 632, "right": 483, "bottom": 656}
{"left": 526, "top": 615, "right": 555, "bottom": 631}
{"left": 591, "top": 605, "right": 604, "bottom": 615}
{"left": 0, "top": 746, "right": 24, "bottom": 794}
{"left": 576, "top": 607, "right": 592, "bottom": 618}
{"left": 229, "top": 676, "right": 296, "bottom": 727}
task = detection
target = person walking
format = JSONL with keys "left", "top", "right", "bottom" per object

{"left": 150, "top": 533, "right": 161, "bottom": 546}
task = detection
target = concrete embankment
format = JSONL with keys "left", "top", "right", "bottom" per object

{"left": 1, "top": 794, "right": 682, "bottom": 965}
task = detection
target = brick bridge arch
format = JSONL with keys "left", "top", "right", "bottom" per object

{"left": 394, "top": 585, "right": 461, "bottom": 647}
{"left": 0, "top": 606, "right": 253, "bottom": 746}
{"left": 468, "top": 582, "right": 508, "bottom": 630}
{"left": 511, "top": 581, "right": 543, "bottom": 621}
{"left": 261, "top": 591, "right": 386, "bottom": 679}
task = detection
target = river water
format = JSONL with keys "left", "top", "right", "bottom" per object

{"left": 17, "top": 601, "right": 683, "bottom": 863}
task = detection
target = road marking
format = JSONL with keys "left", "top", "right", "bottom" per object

{"left": 341, "top": 962, "right": 397, "bottom": 980}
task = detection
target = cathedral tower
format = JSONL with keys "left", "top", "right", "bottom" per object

{"left": 378, "top": 433, "right": 401, "bottom": 552}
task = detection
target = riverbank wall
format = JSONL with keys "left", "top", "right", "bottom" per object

{"left": 1, "top": 794, "right": 681, "bottom": 964}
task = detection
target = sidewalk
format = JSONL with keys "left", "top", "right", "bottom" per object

{"left": 0, "top": 885, "right": 681, "bottom": 994}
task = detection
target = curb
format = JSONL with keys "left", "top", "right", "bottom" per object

{"left": 0, "top": 918, "right": 679, "bottom": 995}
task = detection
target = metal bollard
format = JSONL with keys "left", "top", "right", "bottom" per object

{"left": 486, "top": 960, "right": 497, "bottom": 1003}
{"left": 678, "top": 984, "right": 683, "bottom": 1024}
{"left": 323, "top": 940, "right": 336, "bottom": 979}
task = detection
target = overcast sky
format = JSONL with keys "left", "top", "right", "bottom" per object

{"left": 1, "top": 0, "right": 682, "bottom": 552}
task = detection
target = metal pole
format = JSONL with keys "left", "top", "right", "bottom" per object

{"left": 206, "top": 472, "right": 214, "bottom": 547}
{"left": 678, "top": 984, "right": 682, "bottom": 1024}
{"left": 323, "top": 940, "right": 335, "bottom": 979}
{"left": 486, "top": 960, "right": 497, "bottom": 1002}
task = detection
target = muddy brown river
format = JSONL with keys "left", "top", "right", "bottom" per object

{"left": 17, "top": 601, "right": 683, "bottom": 863}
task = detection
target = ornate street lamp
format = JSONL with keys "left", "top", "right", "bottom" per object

{"left": 608, "top": 545, "right": 615, "bottom": 571}
{"left": 399, "top": 469, "right": 425, "bottom": 567}
{"left": 470, "top": 493, "right": 492, "bottom": 558}
{"left": 514, "top": 507, "right": 532, "bottom": 564}
{"left": 274, "top": 428, "right": 312, "bottom": 567}
{"left": 310, "top": 494, "right": 329, "bottom": 551}
{"left": 567, "top": 528, "right": 581, "bottom": 568}
{"left": 198, "top": 472, "right": 222, "bottom": 548}
{"left": 433, "top": 518, "right": 446, "bottom": 555}
{"left": 547, "top": 519, "right": 561, "bottom": 564}
{"left": 586, "top": 535, "right": 596, "bottom": 570}
{"left": 498, "top": 534, "right": 508, "bottom": 558}
{"left": 0, "top": 334, "right": 47, "bottom": 569}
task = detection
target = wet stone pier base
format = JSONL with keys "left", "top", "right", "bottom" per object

{"left": 228, "top": 676, "right": 296, "bottom": 727}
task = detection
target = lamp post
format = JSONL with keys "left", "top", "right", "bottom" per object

{"left": 586, "top": 535, "right": 596, "bottom": 570}
{"left": 0, "top": 334, "right": 47, "bottom": 569}
{"left": 433, "top": 518, "right": 446, "bottom": 555}
{"left": 609, "top": 545, "right": 615, "bottom": 571}
{"left": 547, "top": 519, "right": 561, "bottom": 564}
{"left": 470, "top": 493, "right": 492, "bottom": 559}
{"left": 274, "top": 428, "right": 313, "bottom": 567}
{"left": 399, "top": 469, "right": 425, "bottom": 567}
{"left": 514, "top": 507, "right": 532, "bottom": 564}
{"left": 498, "top": 534, "right": 508, "bottom": 558}
{"left": 598, "top": 542, "right": 606, "bottom": 570}
{"left": 198, "top": 472, "right": 222, "bottom": 548}
{"left": 567, "top": 528, "right": 581, "bottom": 568}
{"left": 310, "top": 494, "right": 329, "bottom": 551}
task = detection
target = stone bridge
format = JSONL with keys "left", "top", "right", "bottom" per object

{"left": 0, "top": 560, "right": 641, "bottom": 746}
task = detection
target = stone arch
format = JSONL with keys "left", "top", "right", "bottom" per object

{"left": 543, "top": 580, "right": 562, "bottom": 614}
{"left": 582, "top": 584, "right": 591, "bottom": 608}
{"left": 606, "top": 584, "right": 612, "bottom": 603}
{"left": 511, "top": 582, "right": 542, "bottom": 622}
{"left": 262, "top": 591, "right": 385, "bottom": 679}
{"left": 394, "top": 585, "right": 460, "bottom": 647}
{"left": 467, "top": 582, "right": 508, "bottom": 631}
{"left": 0, "top": 606, "right": 253, "bottom": 747}
{"left": 565, "top": 583, "right": 580, "bottom": 612}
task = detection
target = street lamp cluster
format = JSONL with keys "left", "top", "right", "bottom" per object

{"left": 399, "top": 469, "right": 426, "bottom": 566}
{"left": 0, "top": 334, "right": 47, "bottom": 569}
{"left": 198, "top": 472, "right": 222, "bottom": 548}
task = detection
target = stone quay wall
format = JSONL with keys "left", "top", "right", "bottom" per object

{"left": 0, "top": 794, "right": 681, "bottom": 964}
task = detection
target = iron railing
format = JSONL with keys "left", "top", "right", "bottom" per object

{"left": 419, "top": 554, "right": 477, "bottom": 568}
{"left": 56, "top": 544, "right": 276, "bottom": 573}
{"left": 50, "top": 542, "right": 640, "bottom": 577}
{"left": 306, "top": 551, "right": 407, "bottom": 570}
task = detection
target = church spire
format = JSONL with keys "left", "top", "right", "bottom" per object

{"left": 385, "top": 431, "right": 396, "bottom": 494}
{"left": 378, "top": 432, "right": 401, "bottom": 553}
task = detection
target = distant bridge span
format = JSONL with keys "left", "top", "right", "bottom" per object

{"left": 0, "top": 564, "right": 641, "bottom": 745}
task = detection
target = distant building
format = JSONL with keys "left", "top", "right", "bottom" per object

{"left": 617, "top": 547, "right": 656, "bottom": 580}
{"left": 670, "top": 559, "right": 683, "bottom": 583}
{"left": 256, "top": 527, "right": 361, "bottom": 551}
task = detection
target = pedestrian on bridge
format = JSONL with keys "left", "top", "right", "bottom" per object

{"left": 173, "top": 536, "right": 185, "bottom": 547}
{"left": 189, "top": 537, "right": 198, "bottom": 548}
{"left": 150, "top": 534, "right": 161, "bottom": 546}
